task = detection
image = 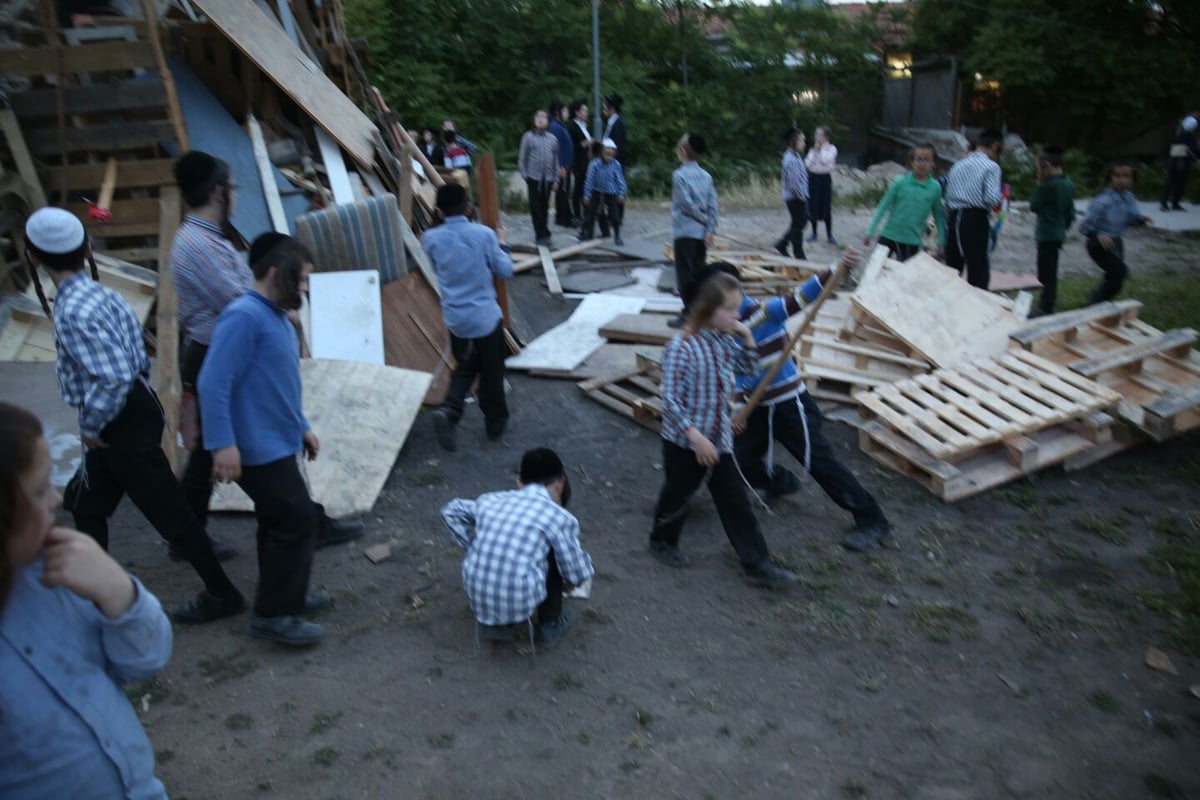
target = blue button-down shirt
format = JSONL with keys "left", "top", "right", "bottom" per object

{"left": 1078, "top": 187, "right": 1143, "bottom": 238}
{"left": 442, "top": 483, "right": 595, "bottom": 626}
{"left": 422, "top": 216, "right": 514, "bottom": 339}
{"left": 53, "top": 271, "right": 151, "bottom": 438}
{"left": 170, "top": 215, "right": 251, "bottom": 346}
{"left": 671, "top": 161, "right": 719, "bottom": 240}
{"left": 583, "top": 158, "right": 627, "bottom": 200}
{"left": 0, "top": 558, "right": 172, "bottom": 800}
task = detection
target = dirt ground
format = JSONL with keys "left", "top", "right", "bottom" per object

{"left": 110, "top": 204, "right": 1200, "bottom": 800}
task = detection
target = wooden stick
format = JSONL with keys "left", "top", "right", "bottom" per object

{"left": 732, "top": 262, "right": 847, "bottom": 428}
{"left": 398, "top": 142, "right": 413, "bottom": 223}
{"left": 155, "top": 187, "right": 183, "bottom": 472}
{"left": 139, "top": 0, "right": 189, "bottom": 152}
{"left": 539, "top": 245, "right": 562, "bottom": 296}
{"left": 247, "top": 114, "right": 288, "bottom": 233}
{"left": 475, "top": 151, "right": 513, "bottom": 335}
{"left": 96, "top": 157, "right": 118, "bottom": 213}
{"left": 513, "top": 238, "right": 606, "bottom": 273}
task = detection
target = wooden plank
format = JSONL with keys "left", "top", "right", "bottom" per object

{"left": 0, "top": 109, "right": 47, "bottom": 209}
{"left": 0, "top": 40, "right": 156, "bottom": 75}
{"left": 378, "top": 271, "right": 450, "bottom": 405}
{"left": 539, "top": 246, "right": 562, "bottom": 297}
{"left": 475, "top": 152, "right": 509, "bottom": 332}
{"left": 65, "top": 198, "right": 161, "bottom": 228}
{"left": 399, "top": 215, "right": 436, "bottom": 295}
{"left": 507, "top": 295, "right": 646, "bottom": 372}
{"left": 858, "top": 390, "right": 951, "bottom": 456}
{"left": 911, "top": 373, "right": 1012, "bottom": 432}
{"left": 208, "top": 359, "right": 433, "bottom": 515}
{"left": 513, "top": 239, "right": 606, "bottom": 274}
{"left": 247, "top": 114, "right": 288, "bottom": 234}
{"left": 9, "top": 79, "right": 167, "bottom": 119}
{"left": 600, "top": 313, "right": 675, "bottom": 346}
{"left": 892, "top": 381, "right": 994, "bottom": 442}
{"left": 45, "top": 159, "right": 174, "bottom": 190}
{"left": 1007, "top": 347, "right": 1124, "bottom": 397}
{"left": 191, "top": 0, "right": 376, "bottom": 168}
{"left": 316, "top": 129, "right": 355, "bottom": 205}
{"left": 139, "top": 0, "right": 189, "bottom": 151}
{"left": 1070, "top": 329, "right": 1198, "bottom": 378}
{"left": 154, "top": 187, "right": 182, "bottom": 471}
{"left": 996, "top": 352, "right": 1113, "bottom": 407}
{"left": 1009, "top": 300, "right": 1143, "bottom": 347}
{"left": 939, "top": 367, "right": 1044, "bottom": 427}
{"left": 971, "top": 358, "right": 1076, "bottom": 415}
{"left": 25, "top": 121, "right": 176, "bottom": 156}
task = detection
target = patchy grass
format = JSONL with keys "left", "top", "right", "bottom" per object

{"left": 1087, "top": 690, "right": 1121, "bottom": 714}
{"left": 1147, "top": 540, "right": 1200, "bottom": 656}
{"left": 1049, "top": 541, "right": 1088, "bottom": 562}
{"left": 409, "top": 466, "right": 445, "bottom": 487}
{"left": 156, "top": 749, "right": 176, "bottom": 764}
{"left": 1143, "top": 773, "right": 1187, "bottom": 799}
{"left": 583, "top": 607, "right": 614, "bottom": 625}
{"left": 310, "top": 747, "right": 339, "bottom": 767}
{"left": 197, "top": 650, "right": 260, "bottom": 685}
{"left": 1016, "top": 606, "right": 1081, "bottom": 644}
{"left": 1075, "top": 515, "right": 1132, "bottom": 546}
{"left": 1011, "top": 522, "right": 1052, "bottom": 541}
{"left": 618, "top": 759, "right": 643, "bottom": 773}
{"left": 310, "top": 711, "right": 343, "bottom": 736}
{"left": 553, "top": 672, "right": 585, "bottom": 691}
{"left": 910, "top": 602, "right": 979, "bottom": 644}
{"left": 427, "top": 733, "right": 456, "bottom": 750}
{"left": 867, "top": 557, "right": 900, "bottom": 585}
{"left": 996, "top": 483, "right": 1039, "bottom": 513}
{"left": 841, "top": 780, "right": 871, "bottom": 799}
{"left": 225, "top": 712, "right": 254, "bottom": 731}
{"left": 1055, "top": 270, "right": 1200, "bottom": 331}
{"left": 634, "top": 709, "right": 654, "bottom": 729}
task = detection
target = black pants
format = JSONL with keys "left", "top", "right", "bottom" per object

{"left": 673, "top": 237, "right": 707, "bottom": 312}
{"left": 777, "top": 199, "right": 807, "bottom": 259}
{"left": 1035, "top": 240, "right": 1063, "bottom": 315}
{"left": 945, "top": 207, "right": 990, "bottom": 289}
{"left": 1085, "top": 235, "right": 1127, "bottom": 304}
{"left": 1162, "top": 159, "right": 1189, "bottom": 207}
{"left": 733, "top": 392, "right": 886, "bottom": 528}
{"left": 650, "top": 441, "right": 770, "bottom": 568}
{"left": 580, "top": 193, "right": 623, "bottom": 239}
{"left": 879, "top": 237, "right": 919, "bottom": 262}
{"left": 538, "top": 551, "right": 562, "bottom": 625}
{"left": 808, "top": 173, "right": 833, "bottom": 238}
{"left": 64, "top": 380, "right": 237, "bottom": 598}
{"left": 180, "top": 341, "right": 214, "bottom": 527}
{"left": 442, "top": 321, "right": 508, "bottom": 435}
{"left": 237, "top": 455, "right": 318, "bottom": 618}
{"left": 555, "top": 171, "right": 573, "bottom": 226}
{"left": 527, "top": 178, "right": 553, "bottom": 240}
{"left": 571, "top": 166, "right": 587, "bottom": 223}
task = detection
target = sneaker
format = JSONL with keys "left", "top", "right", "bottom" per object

{"left": 841, "top": 522, "right": 892, "bottom": 552}
{"left": 806, "top": 233, "right": 818, "bottom": 243}
{"left": 317, "top": 517, "right": 364, "bottom": 548}
{"left": 486, "top": 417, "right": 509, "bottom": 441}
{"left": 169, "top": 534, "right": 238, "bottom": 563}
{"left": 431, "top": 408, "right": 457, "bottom": 452}
{"left": 764, "top": 467, "right": 801, "bottom": 497}
{"left": 535, "top": 236, "right": 553, "bottom": 247}
{"left": 248, "top": 615, "right": 324, "bottom": 647}
{"left": 1171, "top": 204, "right": 1185, "bottom": 211}
{"left": 536, "top": 607, "right": 575, "bottom": 649}
{"left": 649, "top": 540, "right": 690, "bottom": 568}
{"left": 304, "top": 590, "right": 332, "bottom": 614}
{"left": 614, "top": 234, "right": 624, "bottom": 246}
{"left": 774, "top": 242, "right": 789, "bottom": 257}
{"left": 666, "top": 315, "right": 687, "bottom": 329}
{"left": 171, "top": 589, "right": 246, "bottom": 624}
{"left": 743, "top": 560, "right": 799, "bottom": 588}
{"left": 1161, "top": 204, "right": 1171, "bottom": 212}
{"left": 827, "top": 236, "right": 840, "bottom": 246}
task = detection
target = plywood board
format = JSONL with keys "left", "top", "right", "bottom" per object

{"left": 599, "top": 313, "right": 676, "bottom": 346}
{"left": 851, "top": 253, "right": 1023, "bottom": 368}
{"left": 190, "top": 0, "right": 376, "bottom": 168}
{"left": 209, "top": 359, "right": 432, "bottom": 517}
{"left": 506, "top": 295, "right": 646, "bottom": 372}
{"left": 379, "top": 271, "right": 452, "bottom": 405}
{"left": 309, "top": 271, "right": 385, "bottom": 365}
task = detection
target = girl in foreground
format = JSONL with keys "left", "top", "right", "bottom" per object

{"left": 649, "top": 273, "right": 798, "bottom": 588}
{"left": 0, "top": 402, "right": 172, "bottom": 799}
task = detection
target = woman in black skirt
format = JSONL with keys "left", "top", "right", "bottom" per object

{"left": 805, "top": 125, "right": 838, "bottom": 245}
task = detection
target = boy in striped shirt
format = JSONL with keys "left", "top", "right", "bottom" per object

{"left": 709, "top": 249, "right": 892, "bottom": 552}
{"left": 579, "top": 138, "right": 627, "bottom": 244}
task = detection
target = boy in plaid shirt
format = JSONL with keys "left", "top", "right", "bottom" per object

{"left": 441, "top": 448, "right": 593, "bottom": 647}
{"left": 579, "top": 138, "right": 627, "bottom": 244}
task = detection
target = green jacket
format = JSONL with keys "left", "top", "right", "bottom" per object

{"left": 866, "top": 172, "right": 946, "bottom": 246}
{"left": 1030, "top": 174, "right": 1076, "bottom": 243}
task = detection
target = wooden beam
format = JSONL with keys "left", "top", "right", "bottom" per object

{"left": 0, "top": 40, "right": 157, "bottom": 75}
{"left": 96, "top": 157, "right": 118, "bottom": 213}
{"left": 66, "top": 197, "right": 161, "bottom": 226}
{"left": 140, "top": 0, "right": 190, "bottom": 152}
{"left": 45, "top": 159, "right": 175, "bottom": 190}
{"left": 25, "top": 120, "right": 176, "bottom": 156}
{"left": 247, "top": 114, "right": 288, "bottom": 233}
{"left": 0, "top": 109, "right": 47, "bottom": 208}
{"left": 155, "top": 187, "right": 183, "bottom": 471}
{"left": 539, "top": 245, "right": 562, "bottom": 296}
{"left": 475, "top": 151, "right": 511, "bottom": 330}
{"left": 398, "top": 144, "right": 413, "bottom": 223}
{"left": 400, "top": 215, "right": 437, "bottom": 295}
{"left": 9, "top": 79, "right": 167, "bottom": 119}
{"left": 316, "top": 128, "right": 355, "bottom": 205}
{"left": 513, "top": 238, "right": 606, "bottom": 274}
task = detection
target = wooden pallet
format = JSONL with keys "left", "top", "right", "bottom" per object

{"left": 1009, "top": 301, "right": 1200, "bottom": 442}
{"left": 578, "top": 362, "right": 663, "bottom": 432}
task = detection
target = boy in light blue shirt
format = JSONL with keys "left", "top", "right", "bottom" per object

{"left": 1078, "top": 161, "right": 1151, "bottom": 305}
{"left": 670, "top": 131, "right": 718, "bottom": 327}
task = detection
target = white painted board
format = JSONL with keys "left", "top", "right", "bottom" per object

{"left": 309, "top": 270, "right": 385, "bottom": 365}
{"left": 506, "top": 294, "right": 646, "bottom": 372}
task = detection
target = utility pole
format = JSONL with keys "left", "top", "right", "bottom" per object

{"left": 592, "top": 0, "right": 602, "bottom": 138}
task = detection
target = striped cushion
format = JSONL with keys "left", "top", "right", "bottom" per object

{"left": 295, "top": 195, "right": 408, "bottom": 285}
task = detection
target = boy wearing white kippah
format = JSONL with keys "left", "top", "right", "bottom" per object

{"left": 579, "top": 138, "right": 627, "bottom": 245}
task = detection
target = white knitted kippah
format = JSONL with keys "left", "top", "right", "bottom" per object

{"left": 1183, "top": 116, "right": 1198, "bottom": 133}
{"left": 25, "top": 207, "right": 85, "bottom": 254}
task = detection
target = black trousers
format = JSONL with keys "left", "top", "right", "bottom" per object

{"left": 527, "top": 178, "right": 554, "bottom": 240}
{"left": 777, "top": 199, "right": 807, "bottom": 259}
{"left": 879, "top": 237, "right": 919, "bottom": 262}
{"left": 64, "top": 380, "right": 237, "bottom": 598}
{"left": 650, "top": 441, "right": 770, "bottom": 567}
{"left": 441, "top": 321, "right": 509, "bottom": 435}
{"left": 1085, "top": 235, "right": 1128, "bottom": 304}
{"left": 808, "top": 173, "right": 833, "bottom": 236}
{"left": 580, "top": 193, "right": 623, "bottom": 239}
{"left": 237, "top": 455, "right": 318, "bottom": 618}
{"left": 555, "top": 171, "right": 573, "bottom": 225}
{"left": 945, "top": 207, "right": 990, "bottom": 289}
{"left": 571, "top": 166, "right": 587, "bottom": 223}
{"left": 1162, "top": 159, "right": 1190, "bottom": 207}
{"left": 673, "top": 237, "right": 707, "bottom": 312}
{"left": 733, "top": 392, "right": 886, "bottom": 528}
{"left": 538, "top": 551, "right": 562, "bottom": 624}
{"left": 180, "top": 341, "right": 214, "bottom": 527}
{"left": 1035, "top": 240, "right": 1063, "bottom": 315}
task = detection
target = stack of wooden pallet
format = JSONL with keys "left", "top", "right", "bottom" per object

{"left": 578, "top": 351, "right": 664, "bottom": 432}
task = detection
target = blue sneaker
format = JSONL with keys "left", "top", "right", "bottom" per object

{"left": 536, "top": 607, "right": 575, "bottom": 649}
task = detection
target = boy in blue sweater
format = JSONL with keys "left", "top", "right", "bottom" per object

{"left": 707, "top": 249, "right": 891, "bottom": 552}
{"left": 579, "top": 138, "right": 628, "bottom": 244}
{"left": 199, "top": 233, "right": 329, "bottom": 647}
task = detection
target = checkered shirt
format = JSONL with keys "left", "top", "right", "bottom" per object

{"left": 169, "top": 215, "right": 251, "bottom": 346}
{"left": 442, "top": 484, "right": 594, "bottom": 626}
{"left": 52, "top": 272, "right": 150, "bottom": 438}
{"left": 518, "top": 130, "right": 559, "bottom": 182}
{"left": 660, "top": 329, "right": 758, "bottom": 454}
{"left": 583, "top": 158, "right": 627, "bottom": 199}
{"left": 781, "top": 149, "right": 809, "bottom": 202}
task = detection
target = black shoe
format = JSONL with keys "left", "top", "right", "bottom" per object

{"left": 535, "top": 236, "right": 553, "bottom": 247}
{"left": 169, "top": 535, "right": 238, "bottom": 563}
{"left": 248, "top": 615, "right": 324, "bottom": 646}
{"left": 775, "top": 241, "right": 789, "bottom": 257}
{"left": 764, "top": 468, "right": 801, "bottom": 497}
{"left": 536, "top": 607, "right": 575, "bottom": 650}
{"left": 649, "top": 540, "right": 690, "bottom": 568}
{"left": 171, "top": 589, "right": 246, "bottom": 624}
{"left": 1161, "top": 204, "right": 1171, "bottom": 212}
{"left": 743, "top": 560, "right": 798, "bottom": 588}
{"left": 304, "top": 590, "right": 332, "bottom": 614}
{"left": 666, "top": 315, "right": 686, "bottom": 329}
{"left": 317, "top": 518, "right": 364, "bottom": 548}
{"left": 486, "top": 417, "right": 508, "bottom": 441}
{"left": 614, "top": 234, "right": 624, "bottom": 246}
{"left": 1171, "top": 204, "right": 1185, "bottom": 211}
{"left": 431, "top": 408, "right": 457, "bottom": 452}
{"left": 841, "top": 522, "right": 892, "bottom": 552}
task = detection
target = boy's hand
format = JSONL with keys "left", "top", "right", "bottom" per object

{"left": 213, "top": 445, "right": 241, "bottom": 483}
{"left": 1138, "top": 215, "right": 1153, "bottom": 225}
{"left": 861, "top": 236, "right": 872, "bottom": 246}
{"left": 686, "top": 430, "right": 719, "bottom": 466}
{"left": 41, "top": 527, "right": 136, "bottom": 618}
{"left": 497, "top": 224, "right": 508, "bottom": 244}
{"left": 82, "top": 435, "right": 108, "bottom": 451}
{"left": 303, "top": 430, "right": 320, "bottom": 461}
{"left": 705, "top": 233, "right": 715, "bottom": 248}
{"left": 840, "top": 247, "right": 863, "bottom": 271}
{"left": 618, "top": 196, "right": 626, "bottom": 204}
{"left": 1098, "top": 233, "right": 1116, "bottom": 251}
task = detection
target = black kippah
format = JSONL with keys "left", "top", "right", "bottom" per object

{"left": 436, "top": 182, "right": 468, "bottom": 213}
{"left": 174, "top": 151, "right": 220, "bottom": 194}
{"left": 249, "top": 232, "right": 291, "bottom": 268}
{"left": 688, "top": 132, "right": 707, "bottom": 156}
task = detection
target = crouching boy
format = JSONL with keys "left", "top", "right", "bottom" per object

{"left": 441, "top": 448, "right": 594, "bottom": 648}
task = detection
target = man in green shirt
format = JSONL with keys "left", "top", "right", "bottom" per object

{"left": 864, "top": 144, "right": 945, "bottom": 261}
{"left": 1029, "top": 146, "right": 1076, "bottom": 317}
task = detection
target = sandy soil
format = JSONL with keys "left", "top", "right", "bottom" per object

{"left": 106, "top": 206, "right": 1199, "bottom": 800}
